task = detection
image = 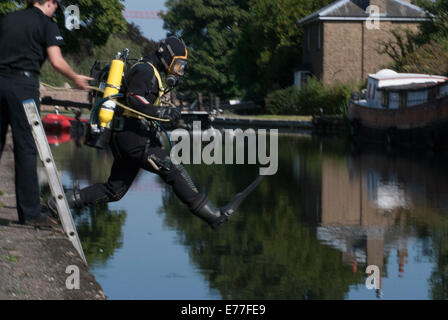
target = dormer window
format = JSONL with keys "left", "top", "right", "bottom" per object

{"left": 317, "top": 24, "right": 321, "bottom": 49}
{"left": 306, "top": 28, "right": 310, "bottom": 50}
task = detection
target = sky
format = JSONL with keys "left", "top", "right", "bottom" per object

{"left": 124, "top": 0, "right": 168, "bottom": 41}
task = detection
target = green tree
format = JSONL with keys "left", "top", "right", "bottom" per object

{"left": 55, "top": 0, "right": 128, "bottom": 53}
{"left": 161, "top": 0, "right": 251, "bottom": 100}
{"left": 233, "top": 0, "right": 332, "bottom": 100}
{"left": 381, "top": 0, "right": 448, "bottom": 74}
{"left": 0, "top": 0, "right": 128, "bottom": 53}
{"left": 414, "top": 0, "right": 448, "bottom": 42}
{"left": 161, "top": 0, "right": 332, "bottom": 101}
{"left": 0, "top": 0, "right": 20, "bottom": 15}
{"left": 40, "top": 22, "right": 158, "bottom": 86}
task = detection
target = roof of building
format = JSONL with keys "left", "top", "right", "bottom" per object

{"left": 298, "top": 0, "right": 430, "bottom": 25}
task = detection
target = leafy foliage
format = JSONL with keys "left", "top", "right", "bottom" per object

{"left": 0, "top": 0, "right": 128, "bottom": 54}
{"left": 161, "top": 0, "right": 251, "bottom": 99}
{"left": 55, "top": 0, "right": 127, "bottom": 53}
{"left": 0, "top": 0, "right": 20, "bottom": 15}
{"left": 40, "top": 23, "right": 157, "bottom": 86}
{"left": 398, "top": 39, "right": 448, "bottom": 75}
{"left": 265, "top": 78, "right": 357, "bottom": 115}
{"left": 382, "top": 0, "right": 448, "bottom": 75}
{"left": 162, "top": 0, "right": 332, "bottom": 101}
{"left": 233, "top": 0, "right": 331, "bottom": 100}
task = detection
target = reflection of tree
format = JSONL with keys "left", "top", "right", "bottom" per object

{"left": 160, "top": 136, "right": 363, "bottom": 299}
{"left": 428, "top": 217, "right": 448, "bottom": 300}
{"left": 75, "top": 204, "right": 127, "bottom": 266}
{"left": 48, "top": 142, "right": 126, "bottom": 266}
{"left": 50, "top": 142, "right": 113, "bottom": 184}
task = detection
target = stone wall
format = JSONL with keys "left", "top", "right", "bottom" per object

{"left": 323, "top": 21, "right": 364, "bottom": 84}
{"left": 302, "top": 19, "right": 421, "bottom": 85}
{"left": 321, "top": 20, "right": 421, "bottom": 85}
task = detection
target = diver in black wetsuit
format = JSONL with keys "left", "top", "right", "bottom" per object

{"left": 49, "top": 37, "right": 262, "bottom": 229}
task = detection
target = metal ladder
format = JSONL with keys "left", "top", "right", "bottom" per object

{"left": 23, "top": 99, "right": 87, "bottom": 265}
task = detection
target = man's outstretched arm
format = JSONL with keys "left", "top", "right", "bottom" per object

{"left": 47, "top": 45, "right": 92, "bottom": 90}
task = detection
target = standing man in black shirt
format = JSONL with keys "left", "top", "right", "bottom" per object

{"left": 0, "top": 0, "right": 91, "bottom": 226}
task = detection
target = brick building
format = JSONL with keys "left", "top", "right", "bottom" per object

{"left": 296, "top": 0, "right": 430, "bottom": 86}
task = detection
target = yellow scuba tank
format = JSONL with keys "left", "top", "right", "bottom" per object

{"left": 85, "top": 49, "right": 129, "bottom": 150}
{"left": 98, "top": 58, "right": 125, "bottom": 128}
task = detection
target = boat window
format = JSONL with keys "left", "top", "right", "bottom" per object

{"left": 381, "top": 91, "right": 389, "bottom": 108}
{"left": 399, "top": 92, "right": 407, "bottom": 109}
{"left": 368, "top": 84, "right": 371, "bottom": 98}
{"left": 372, "top": 85, "right": 376, "bottom": 100}
{"left": 429, "top": 86, "right": 439, "bottom": 101}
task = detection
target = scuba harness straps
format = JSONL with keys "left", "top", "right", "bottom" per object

{"left": 122, "top": 61, "right": 164, "bottom": 119}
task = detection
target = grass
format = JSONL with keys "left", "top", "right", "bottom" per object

{"left": 4, "top": 255, "right": 18, "bottom": 262}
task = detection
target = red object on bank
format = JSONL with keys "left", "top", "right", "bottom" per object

{"left": 42, "top": 114, "right": 88, "bottom": 132}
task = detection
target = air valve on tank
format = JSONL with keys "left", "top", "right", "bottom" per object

{"left": 85, "top": 49, "right": 129, "bottom": 149}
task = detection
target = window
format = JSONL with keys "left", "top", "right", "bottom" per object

{"left": 399, "top": 92, "right": 407, "bottom": 109}
{"left": 429, "top": 86, "right": 439, "bottom": 101}
{"left": 306, "top": 28, "right": 310, "bottom": 50}
{"left": 317, "top": 24, "right": 321, "bottom": 49}
{"left": 381, "top": 91, "right": 389, "bottom": 108}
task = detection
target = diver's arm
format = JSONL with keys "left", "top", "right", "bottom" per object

{"left": 125, "top": 64, "right": 161, "bottom": 117}
{"left": 127, "top": 92, "right": 180, "bottom": 123}
{"left": 127, "top": 92, "right": 159, "bottom": 117}
{"left": 125, "top": 64, "right": 180, "bottom": 122}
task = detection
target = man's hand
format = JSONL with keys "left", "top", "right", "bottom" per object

{"left": 72, "top": 74, "right": 93, "bottom": 90}
{"left": 158, "top": 107, "right": 181, "bottom": 123}
{"left": 47, "top": 46, "right": 92, "bottom": 90}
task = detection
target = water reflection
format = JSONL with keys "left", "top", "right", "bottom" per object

{"left": 41, "top": 137, "right": 127, "bottom": 267}
{"left": 162, "top": 135, "right": 448, "bottom": 299}
{"left": 42, "top": 131, "right": 448, "bottom": 299}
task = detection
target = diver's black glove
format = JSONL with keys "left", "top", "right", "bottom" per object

{"left": 157, "top": 107, "right": 181, "bottom": 123}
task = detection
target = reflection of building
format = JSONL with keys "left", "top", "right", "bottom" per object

{"left": 318, "top": 155, "right": 414, "bottom": 277}
{"left": 318, "top": 148, "right": 448, "bottom": 282}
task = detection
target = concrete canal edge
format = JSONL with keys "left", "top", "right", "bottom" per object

{"left": 0, "top": 133, "right": 105, "bottom": 300}
{"left": 211, "top": 116, "right": 314, "bottom": 130}
{"left": 211, "top": 115, "right": 347, "bottom": 133}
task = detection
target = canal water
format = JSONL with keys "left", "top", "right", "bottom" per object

{"left": 41, "top": 130, "right": 448, "bottom": 300}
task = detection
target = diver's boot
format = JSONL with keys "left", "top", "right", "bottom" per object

{"left": 47, "top": 189, "right": 83, "bottom": 216}
{"left": 192, "top": 198, "right": 228, "bottom": 230}
{"left": 192, "top": 176, "right": 264, "bottom": 230}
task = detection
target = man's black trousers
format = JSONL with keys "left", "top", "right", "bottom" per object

{"left": 79, "top": 118, "right": 205, "bottom": 212}
{"left": 0, "top": 74, "right": 41, "bottom": 223}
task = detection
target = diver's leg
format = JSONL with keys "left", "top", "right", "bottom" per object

{"left": 75, "top": 159, "right": 140, "bottom": 207}
{"left": 142, "top": 144, "right": 264, "bottom": 229}
{"left": 49, "top": 158, "right": 139, "bottom": 212}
